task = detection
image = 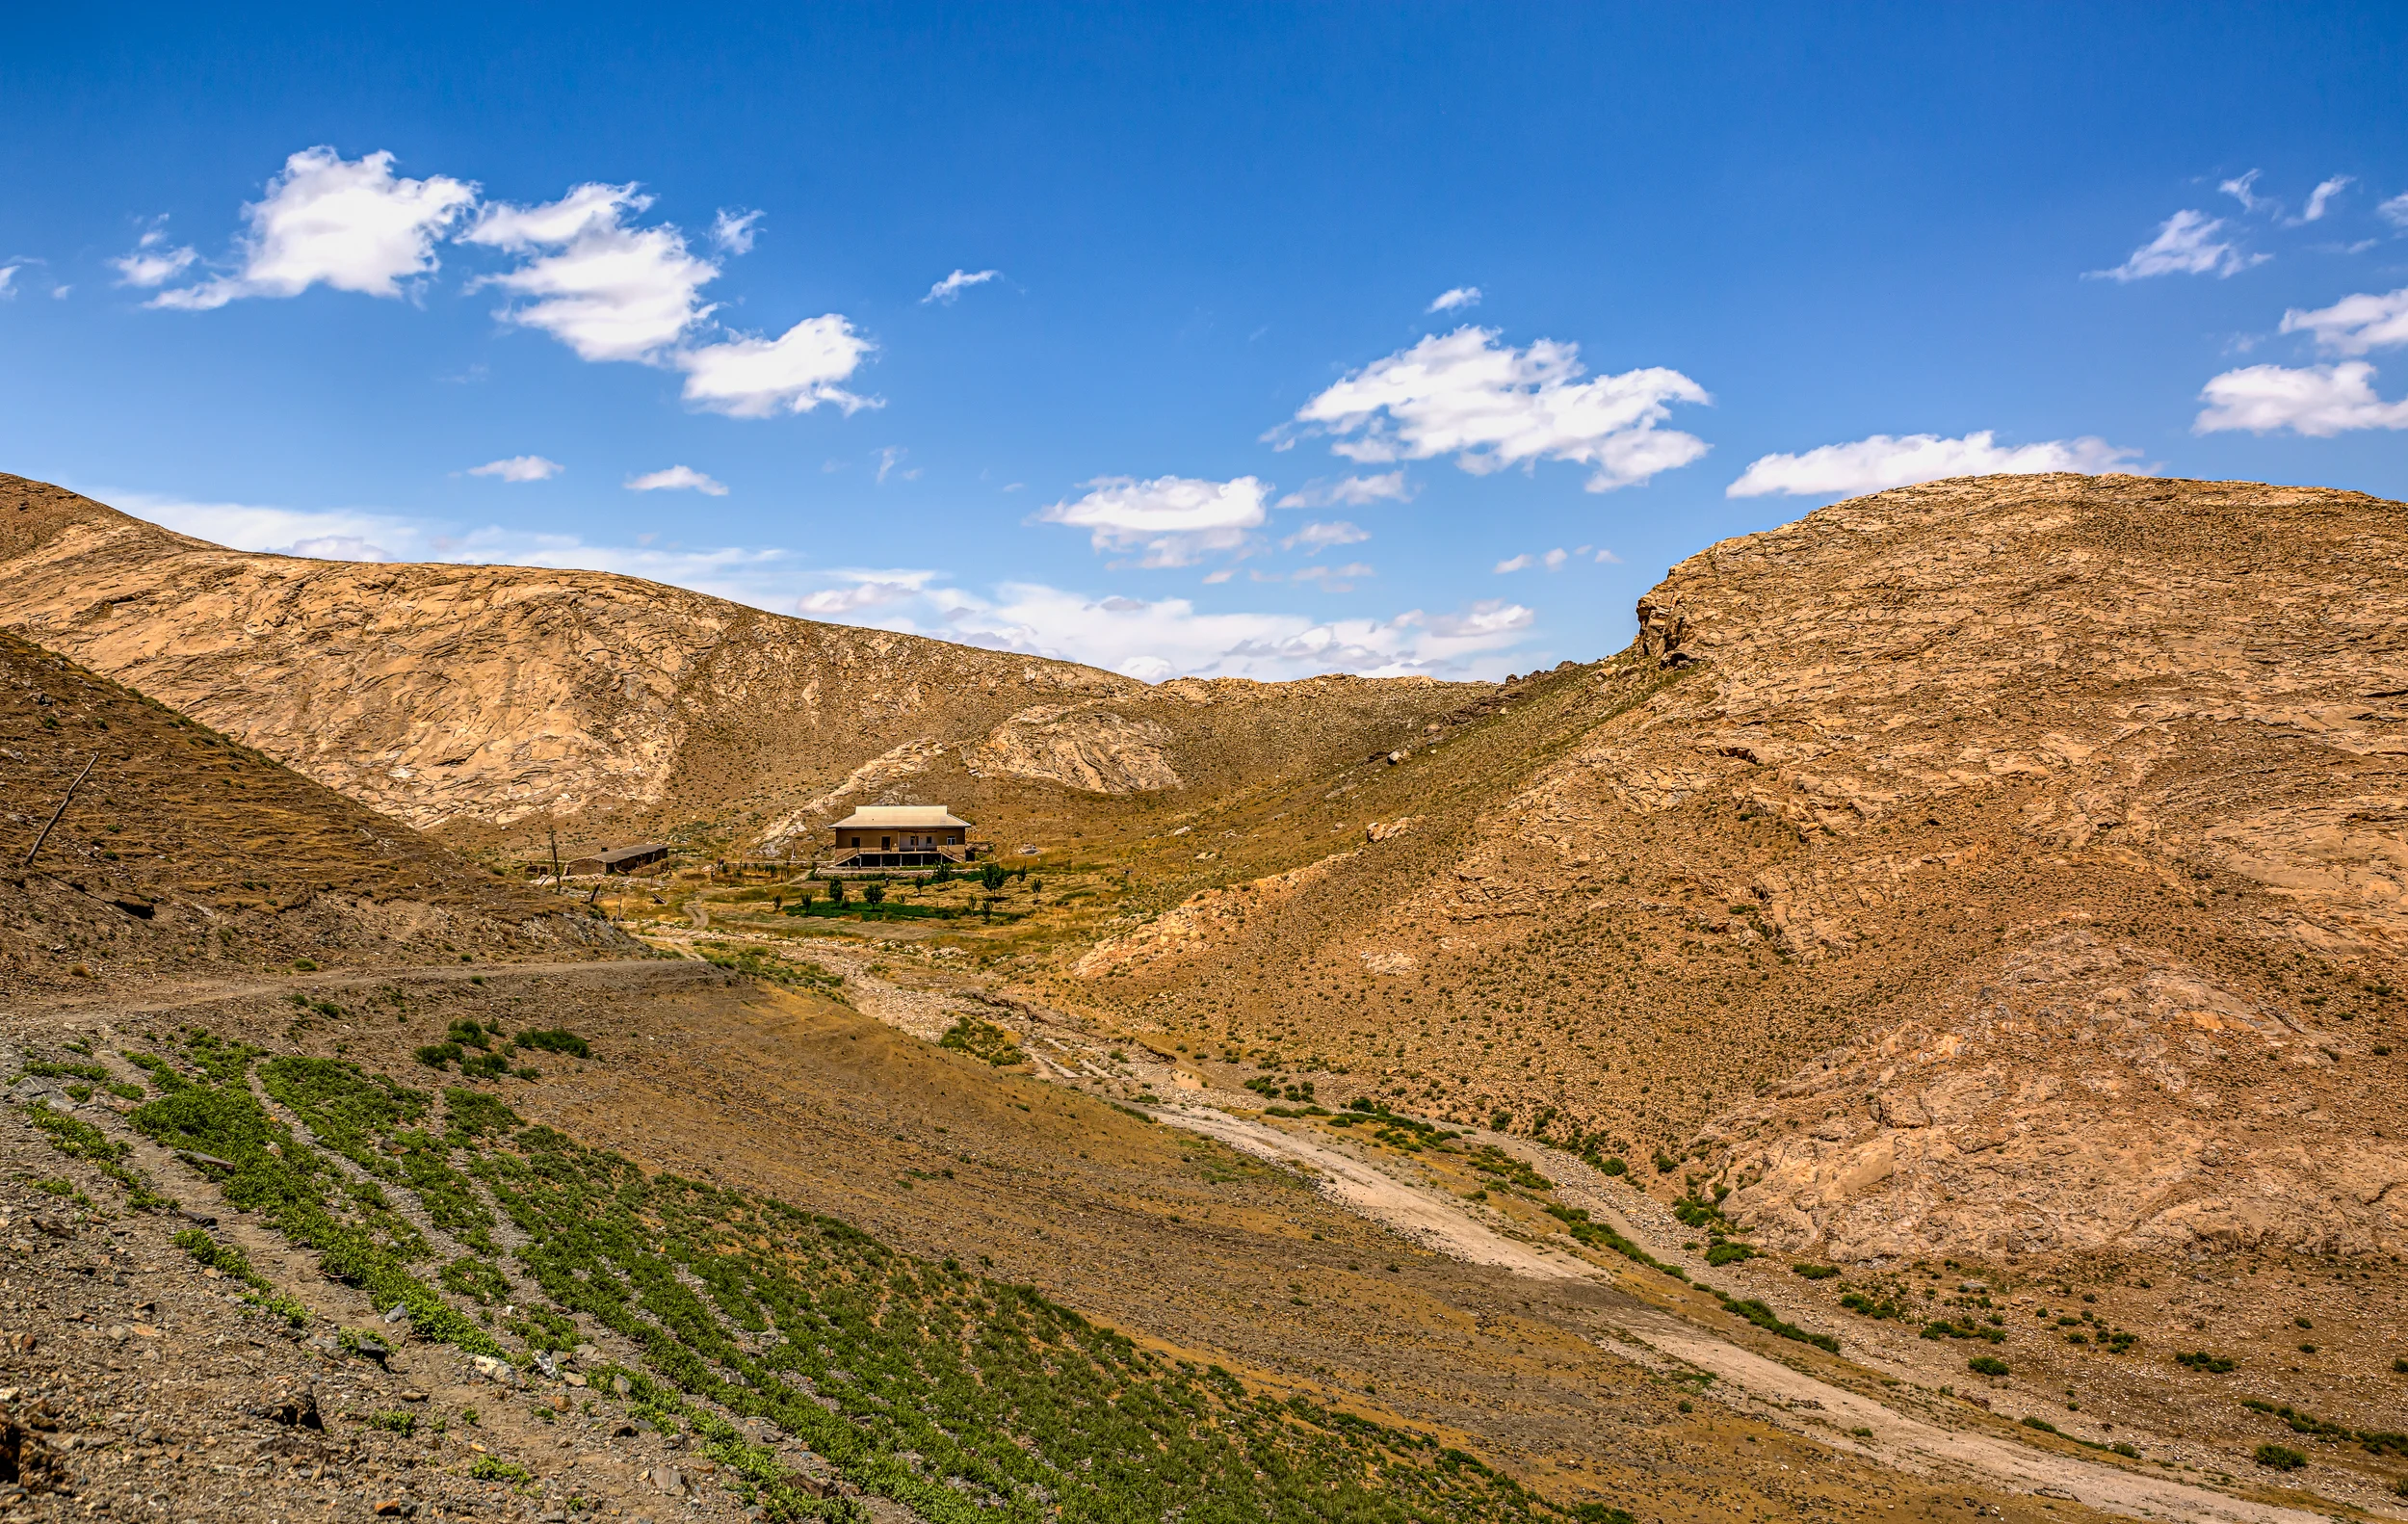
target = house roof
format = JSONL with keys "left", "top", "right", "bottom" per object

{"left": 830, "top": 806, "right": 970, "bottom": 829}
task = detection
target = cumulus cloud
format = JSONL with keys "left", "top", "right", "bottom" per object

{"left": 464, "top": 184, "right": 876, "bottom": 414}
{"left": 625, "top": 465, "right": 728, "bottom": 495}
{"left": 462, "top": 183, "right": 717, "bottom": 362}
{"left": 711, "top": 209, "right": 762, "bottom": 253}
{"left": 1037, "top": 475, "right": 1270, "bottom": 567}
{"left": 1284, "top": 520, "right": 1371, "bottom": 552}
{"left": 466, "top": 455, "right": 563, "bottom": 482}
{"left": 111, "top": 226, "right": 197, "bottom": 288}
{"left": 1275, "top": 327, "right": 1711, "bottom": 492}
{"left": 934, "top": 584, "right": 1533, "bottom": 682}
{"left": 2279, "top": 287, "right": 2408, "bottom": 355}
{"left": 675, "top": 315, "right": 877, "bottom": 416}
{"left": 2087, "top": 209, "right": 2261, "bottom": 281}
{"left": 1426, "top": 286, "right": 1481, "bottom": 313}
{"left": 1274, "top": 472, "right": 1412, "bottom": 509}
{"left": 1494, "top": 548, "right": 1571, "bottom": 573}
{"left": 2193, "top": 361, "right": 2408, "bottom": 435}
{"left": 152, "top": 147, "right": 475, "bottom": 310}
{"left": 796, "top": 567, "right": 942, "bottom": 617}
{"left": 2300, "top": 175, "right": 2353, "bottom": 223}
{"left": 922, "top": 268, "right": 1001, "bottom": 304}
{"left": 2382, "top": 193, "right": 2408, "bottom": 229}
{"left": 0, "top": 266, "right": 15, "bottom": 300}
{"left": 1726, "top": 431, "right": 2145, "bottom": 498}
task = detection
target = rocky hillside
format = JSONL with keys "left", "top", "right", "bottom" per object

{"left": 0, "top": 475, "right": 1474, "bottom": 854}
{"left": 1046, "top": 474, "right": 2408, "bottom": 1266}
{"left": 0, "top": 627, "right": 626, "bottom": 990}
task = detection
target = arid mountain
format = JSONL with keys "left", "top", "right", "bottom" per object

{"left": 0, "top": 627, "right": 625, "bottom": 990}
{"left": 0, "top": 474, "right": 1474, "bottom": 855}
{"left": 1043, "top": 473, "right": 2408, "bottom": 1266}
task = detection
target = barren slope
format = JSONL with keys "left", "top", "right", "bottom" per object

{"left": 0, "top": 475, "right": 1474, "bottom": 854}
{"left": 0, "top": 627, "right": 626, "bottom": 990}
{"left": 1043, "top": 474, "right": 2408, "bottom": 1270}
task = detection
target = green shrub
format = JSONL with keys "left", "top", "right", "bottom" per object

{"left": 1792, "top": 1263, "right": 1840, "bottom": 1280}
{"left": 470, "top": 1457, "right": 533, "bottom": 1483}
{"left": 1598, "top": 1155, "right": 1627, "bottom": 1176}
{"left": 1704, "top": 1242, "right": 1756, "bottom": 1267}
{"left": 2175, "top": 1351, "right": 2237, "bottom": 1373}
{"left": 2022, "top": 1416, "right": 2057, "bottom": 1435}
{"left": 513, "top": 1028, "right": 590, "bottom": 1060}
{"left": 1968, "top": 1355, "right": 2009, "bottom": 1377}
{"left": 2254, "top": 1443, "right": 2305, "bottom": 1471}
{"left": 366, "top": 1409, "right": 419, "bottom": 1435}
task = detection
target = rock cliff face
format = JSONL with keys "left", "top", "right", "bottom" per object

{"left": 0, "top": 477, "right": 1471, "bottom": 849}
{"left": 1060, "top": 474, "right": 2408, "bottom": 1263}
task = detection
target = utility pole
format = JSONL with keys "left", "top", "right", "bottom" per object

{"left": 22, "top": 755, "right": 96, "bottom": 870}
{"left": 548, "top": 827, "right": 563, "bottom": 894}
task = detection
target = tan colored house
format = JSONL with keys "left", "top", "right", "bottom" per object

{"left": 825, "top": 805, "right": 985, "bottom": 870}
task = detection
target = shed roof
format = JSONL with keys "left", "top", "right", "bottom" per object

{"left": 830, "top": 806, "right": 970, "bottom": 829}
{"left": 574, "top": 842, "right": 668, "bottom": 864}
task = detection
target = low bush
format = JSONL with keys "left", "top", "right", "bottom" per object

{"left": 513, "top": 1028, "right": 590, "bottom": 1060}
{"left": 2254, "top": 1444, "right": 2305, "bottom": 1471}
{"left": 1791, "top": 1264, "right": 1841, "bottom": 1280}
{"left": 1967, "top": 1355, "right": 2009, "bottom": 1377}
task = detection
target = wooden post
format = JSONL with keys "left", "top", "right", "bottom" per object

{"left": 548, "top": 827, "right": 563, "bottom": 894}
{"left": 22, "top": 755, "right": 96, "bottom": 870}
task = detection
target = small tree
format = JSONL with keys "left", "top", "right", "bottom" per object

{"left": 863, "top": 882, "right": 887, "bottom": 907}
{"left": 826, "top": 878, "right": 847, "bottom": 907}
{"left": 981, "top": 862, "right": 1008, "bottom": 892}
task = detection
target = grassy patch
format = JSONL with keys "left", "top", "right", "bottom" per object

{"left": 938, "top": 1016, "right": 1027, "bottom": 1067}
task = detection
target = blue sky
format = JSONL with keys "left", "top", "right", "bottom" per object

{"left": 4, "top": 3, "right": 2404, "bottom": 680}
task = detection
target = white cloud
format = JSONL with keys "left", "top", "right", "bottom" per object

{"left": 1274, "top": 472, "right": 1413, "bottom": 509}
{"left": 1426, "top": 286, "right": 1481, "bottom": 313}
{"left": 2219, "top": 170, "right": 2269, "bottom": 215}
{"left": 462, "top": 183, "right": 717, "bottom": 363}
{"left": 2087, "top": 209, "right": 2261, "bottom": 281}
{"left": 111, "top": 227, "right": 197, "bottom": 288}
{"left": 874, "top": 446, "right": 922, "bottom": 484}
{"left": 626, "top": 465, "right": 728, "bottom": 495}
{"left": 2382, "top": 193, "right": 2408, "bottom": 229}
{"left": 2300, "top": 175, "right": 2352, "bottom": 223}
{"left": 466, "top": 455, "right": 563, "bottom": 483}
{"left": 1290, "top": 562, "right": 1374, "bottom": 590}
{"left": 1276, "top": 326, "right": 1711, "bottom": 492}
{"left": 1594, "top": 547, "right": 1622, "bottom": 564}
{"left": 152, "top": 147, "right": 475, "bottom": 310}
{"left": 1492, "top": 549, "right": 1569, "bottom": 572}
{"left": 1726, "top": 430, "right": 2145, "bottom": 498}
{"left": 711, "top": 209, "right": 762, "bottom": 254}
{"left": 675, "top": 315, "right": 877, "bottom": 416}
{"left": 1038, "top": 475, "right": 1270, "bottom": 567}
{"left": 796, "top": 567, "right": 942, "bottom": 617}
{"left": 2279, "top": 287, "right": 2408, "bottom": 355}
{"left": 0, "top": 266, "right": 14, "bottom": 300}
{"left": 1493, "top": 553, "right": 1533, "bottom": 573}
{"left": 2193, "top": 361, "right": 2408, "bottom": 435}
{"left": 933, "top": 584, "right": 1533, "bottom": 682}
{"left": 922, "top": 268, "right": 1001, "bottom": 304}
{"left": 1284, "top": 520, "right": 1371, "bottom": 552}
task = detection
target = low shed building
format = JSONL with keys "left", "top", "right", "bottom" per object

{"left": 564, "top": 843, "right": 670, "bottom": 876}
